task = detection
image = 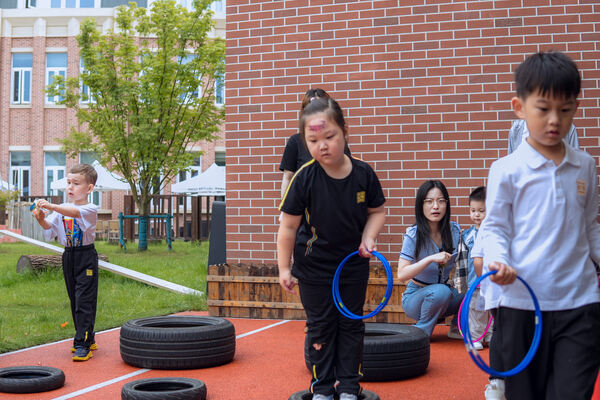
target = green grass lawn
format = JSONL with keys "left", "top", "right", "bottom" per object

{"left": 0, "top": 240, "right": 208, "bottom": 353}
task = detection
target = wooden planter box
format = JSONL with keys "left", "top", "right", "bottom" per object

{"left": 207, "top": 263, "right": 415, "bottom": 324}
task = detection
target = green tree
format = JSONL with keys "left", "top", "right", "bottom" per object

{"left": 48, "top": 0, "right": 225, "bottom": 250}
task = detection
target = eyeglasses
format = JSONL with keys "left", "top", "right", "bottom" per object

{"left": 424, "top": 198, "right": 447, "bottom": 206}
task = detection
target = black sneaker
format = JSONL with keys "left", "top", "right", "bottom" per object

{"left": 71, "top": 342, "right": 97, "bottom": 352}
{"left": 72, "top": 347, "right": 93, "bottom": 361}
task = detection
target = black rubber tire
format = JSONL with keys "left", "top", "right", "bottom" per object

{"left": 304, "top": 323, "right": 429, "bottom": 381}
{"left": 0, "top": 366, "right": 65, "bottom": 394}
{"left": 120, "top": 316, "right": 235, "bottom": 370}
{"left": 121, "top": 377, "right": 206, "bottom": 400}
{"left": 288, "top": 389, "right": 380, "bottom": 400}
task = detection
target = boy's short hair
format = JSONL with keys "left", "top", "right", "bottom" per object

{"left": 469, "top": 186, "right": 486, "bottom": 203}
{"left": 515, "top": 51, "right": 580, "bottom": 100}
{"left": 70, "top": 163, "right": 97, "bottom": 185}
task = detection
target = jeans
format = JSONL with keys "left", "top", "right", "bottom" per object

{"left": 402, "top": 281, "right": 464, "bottom": 337}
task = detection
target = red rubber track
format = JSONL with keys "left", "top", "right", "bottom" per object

{"left": 1, "top": 312, "right": 598, "bottom": 399}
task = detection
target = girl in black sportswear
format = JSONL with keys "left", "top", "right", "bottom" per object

{"left": 277, "top": 97, "right": 385, "bottom": 400}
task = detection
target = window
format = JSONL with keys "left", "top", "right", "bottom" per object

{"left": 179, "top": 54, "right": 200, "bottom": 100}
{"left": 80, "top": 59, "right": 95, "bottom": 104}
{"left": 178, "top": 153, "right": 202, "bottom": 182}
{"left": 178, "top": 153, "right": 201, "bottom": 207}
{"left": 10, "top": 152, "right": 31, "bottom": 196}
{"left": 11, "top": 53, "right": 32, "bottom": 105}
{"left": 44, "top": 152, "right": 66, "bottom": 198}
{"left": 46, "top": 53, "right": 67, "bottom": 104}
{"left": 52, "top": 0, "right": 93, "bottom": 7}
{"left": 211, "top": 0, "right": 223, "bottom": 12}
{"left": 80, "top": 152, "right": 101, "bottom": 207}
{"left": 215, "top": 71, "right": 224, "bottom": 106}
{"left": 215, "top": 151, "right": 225, "bottom": 166}
{"left": 168, "top": 1, "right": 223, "bottom": 16}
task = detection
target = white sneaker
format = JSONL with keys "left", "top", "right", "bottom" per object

{"left": 312, "top": 394, "right": 333, "bottom": 400}
{"left": 472, "top": 341, "right": 484, "bottom": 350}
{"left": 484, "top": 379, "right": 506, "bottom": 400}
{"left": 339, "top": 394, "right": 358, "bottom": 400}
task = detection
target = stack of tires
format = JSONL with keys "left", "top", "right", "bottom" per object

{"left": 120, "top": 315, "right": 235, "bottom": 370}
{"left": 120, "top": 315, "right": 236, "bottom": 400}
{"left": 305, "top": 323, "right": 429, "bottom": 381}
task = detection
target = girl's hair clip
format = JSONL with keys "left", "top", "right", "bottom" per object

{"left": 309, "top": 96, "right": 317, "bottom": 102}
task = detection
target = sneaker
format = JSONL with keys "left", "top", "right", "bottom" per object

{"left": 339, "top": 394, "right": 358, "bottom": 400}
{"left": 312, "top": 394, "right": 333, "bottom": 400}
{"left": 447, "top": 324, "right": 463, "bottom": 340}
{"left": 472, "top": 341, "right": 484, "bottom": 350}
{"left": 484, "top": 379, "right": 506, "bottom": 400}
{"left": 71, "top": 342, "right": 98, "bottom": 353}
{"left": 72, "top": 347, "right": 93, "bottom": 361}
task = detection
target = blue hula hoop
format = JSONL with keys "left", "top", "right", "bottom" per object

{"left": 461, "top": 270, "right": 542, "bottom": 377}
{"left": 332, "top": 250, "right": 393, "bottom": 320}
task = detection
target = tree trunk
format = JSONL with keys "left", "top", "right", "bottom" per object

{"left": 17, "top": 254, "right": 109, "bottom": 273}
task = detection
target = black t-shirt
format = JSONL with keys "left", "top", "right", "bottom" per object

{"left": 279, "top": 133, "right": 312, "bottom": 172}
{"left": 279, "top": 133, "right": 352, "bottom": 173}
{"left": 280, "top": 157, "right": 386, "bottom": 284}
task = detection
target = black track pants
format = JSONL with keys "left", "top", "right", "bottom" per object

{"left": 495, "top": 304, "right": 600, "bottom": 400}
{"left": 62, "top": 244, "right": 98, "bottom": 348}
{"left": 299, "top": 279, "right": 368, "bottom": 397}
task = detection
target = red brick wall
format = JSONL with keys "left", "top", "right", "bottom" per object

{"left": 225, "top": 0, "right": 600, "bottom": 264}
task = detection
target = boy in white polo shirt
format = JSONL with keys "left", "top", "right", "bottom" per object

{"left": 480, "top": 51, "right": 600, "bottom": 400}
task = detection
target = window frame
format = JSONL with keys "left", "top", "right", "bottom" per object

{"left": 51, "top": 0, "right": 94, "bottom": 8}
{"left": 214, "top": 71, "right": 224, "bottom": 106}
{"left": 11, "top": 53, "right": 32, "bottom": 105}
{"left": 10, "top": 151, "right": 31, "bottom": 196}
{"left": 46, "top": 53, "right": 67, "bottom": 105}
{"left": 79, "top": 58, "right": 96, "bottom": 104}
{"left": 79, "top": 152, "right": 102, "bottom": 207}
{"left": 44, "top": 151, "right": 66, "bottom": 198}
{"left": 177, "top": 153, "right": 202, "bottom": 208}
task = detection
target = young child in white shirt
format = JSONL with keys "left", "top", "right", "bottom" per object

{"left": 480, "top": 51, "right": 600, "bottom": 400}
{"left": 35, "top": 163, "right": 99, "bottom": 362}
{"left": 461, "top": 186, "right": 491, "bottom": 351}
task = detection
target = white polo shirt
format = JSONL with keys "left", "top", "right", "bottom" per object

{"left": 480, "top": 140, "right": 600, "bottom": 311}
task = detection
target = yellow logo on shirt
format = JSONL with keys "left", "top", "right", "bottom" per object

{"left": 86, "top": 269, "right": 93, "bottom": 276}
{"left": 577, "top": 179, "right": 586, "bottom": 196}
{"left": 357, "top": 191, "right": 365, "bottom": 203}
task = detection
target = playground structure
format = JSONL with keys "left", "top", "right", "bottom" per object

{"left": 118, "top": 213, "right": 173, "bottom": 252}
{"left": 122, "top": 194, "right": 217, "bottom": 243}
